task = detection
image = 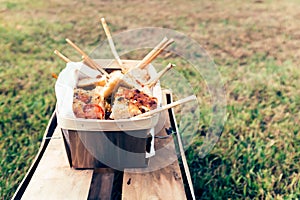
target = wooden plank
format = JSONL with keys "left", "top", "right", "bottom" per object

{"left": 122, "top": 93, "right": 187, "bottom": 200}
{"left": 87, "top": 168, "right": 115, "bottom": 200}
{"left": 66, "top": 129, "right": 148, "bottom": 169}
{"left": 12, "top": 112, "right": 57, "bottom": 200}
{"left": 21, "top": 128, "right": 94, "bottom": 200}
{"left": 122, "top": 129, "right": 187, "bottom": 200}
{"left": 16, "top": 92, "right": 190, "bottom": 200}
{"left": 167, "top": 93, "right": 196, "bottom": 200}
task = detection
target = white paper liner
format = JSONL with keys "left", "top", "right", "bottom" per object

{"left": 146, "top": 128, "right": 155, "bottom": 158}
{"left": 55, "top": 62, "right": 101, "bottom": 118}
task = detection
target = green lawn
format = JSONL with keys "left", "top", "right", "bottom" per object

{"left": 1, "top": 0, "right": 300, "bottom": 199}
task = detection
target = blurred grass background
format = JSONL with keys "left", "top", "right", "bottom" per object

{"left": 1, "top": 0, "right": 300, "bottom": 199}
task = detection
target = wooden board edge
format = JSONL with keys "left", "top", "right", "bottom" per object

{"left": 87, "top": 168, "right": 115, "bottom": 200}
{"left": 121, "top": 90, "right": 188, "bottom": 200}
{"left": 166, "top": 92, "right": 195, "bottom": 200}
{"left": 12, "top": 111, "right": 58, "bottom": 200}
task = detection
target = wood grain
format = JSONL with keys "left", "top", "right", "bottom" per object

{"left": 17, "top": 92, "right": 188, "bottom": 200}
{"left": 65, "top": 129, "right": 149, "bottom": 169}
{"left": 87, "top": 168, "right": 115, "bottom": 200}
{"left": 12, "top": 112, "right": 57, "bottom": 200}
{"left": 122, "top": 93, "right": 187, "bottom": 200}
{"left": 21, "top": 128, "right": 93, "bottom": 200}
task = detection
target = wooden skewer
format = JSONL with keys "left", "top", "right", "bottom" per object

{"left": 144, "top": 38, "right": 174, "bottom": 69}
{"left": 140, "top": 38, "right": 174, "bottom": 69}
{"left": 86, "top": 56, "right": 112, "bottom": 78}
{"left": 100, "top": 18, "right": 125, "bottom": 71}
{"left": 81, "top": 55, "right": 99, "bottom": 70}
{"left": 167, "top": 93, "right": 196, "bottom": 200}
{"left": 135, "top": 38, "right": 174, "bottom": 69}
{"left": 135, "top": 37, "right": 168, "bottom": 69}
{"left": 54, "top": 49, "right": 71, "bottom": 63}
{"left": 53, "top": 50, "right": 101, "bottom": 78}
{"left": 146, "top": 63, "right": 175, "bottom": 88}
{"left": 52, "top": 49, "right": 68, "bottom": 79}
{"left": 65, "top": 38, "right": 110, "bottom": 77}
{"left": 65, "top": 38, "right": 100, "bottom": 71}
{"left": 54, "top": 49, "right": 101, "bottom": 74}
{"left": 132, "top": 95, "right": 197, "bottom": 119}
{"left": 65, "top": 38, "right": 87, "bottom": 58}
{"left": 65, "top": 38, "right": 99, "bottom": 70}
{"left": 81, "top": 56, "right": 111, "bottom": 79}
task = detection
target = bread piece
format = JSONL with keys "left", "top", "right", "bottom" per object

{"left": 102, "top": 70, "right": 123, "bottom": 98}
{"left": 127, "top": 68, "right": 150, "bottom": 83}
{"left": 77, "top": 76, "right": 106, "bottom": 88}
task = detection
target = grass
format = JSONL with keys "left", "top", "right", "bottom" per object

{"left": 1, "top": 0, "right": 300, "bottom": 199}
{"left": 187, "top": 57, "right": 300, "bottom": 199}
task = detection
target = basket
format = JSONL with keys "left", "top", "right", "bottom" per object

{"left": 59, "top": 116, "right": 159, "bottom": 169}
{"left": 57, "top": 59, "right": 162, "bottom": 169}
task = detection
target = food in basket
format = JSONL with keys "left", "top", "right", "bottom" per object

{"left": 72, "top": 65, "right": 158, "bottom": 120}
{"left": 55, "top": 17, "right": 196, "bottom": 121}
{"left": 77, "top": 76, "right": 106, "bottom": 88}
{"left": 72, "top": 87, "right": 105, "bottom": 119}
{"left": 110, "top": 87, "right": 158, "bottom": 119}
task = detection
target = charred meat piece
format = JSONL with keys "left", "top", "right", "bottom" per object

{"left": 110, "top": 87, "right": 157, "bottom": 119}
{"left": 73, "top": 88, "right": 105, "bottom": 119}
{"left": 73, "top": 88, "right": 92, "bottom": 104}
{"left": 72, "top": 99, "right": 86, "bottom": 118}
{"left": 83, "top": 104, "right": 105, "bottom": 119}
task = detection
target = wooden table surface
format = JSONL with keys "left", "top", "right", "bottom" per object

{"left": 13, "top": 93, "right": 191, "bottom": 200}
